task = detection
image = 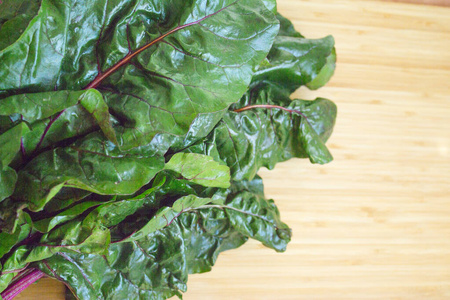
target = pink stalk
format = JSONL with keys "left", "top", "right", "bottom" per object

{"left": 1, "top": 269, "right": 45, "bottom": 300}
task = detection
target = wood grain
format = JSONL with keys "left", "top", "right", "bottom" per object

{"left": 378, "top": 0, "right": 450, "bottom": 6}
{"left": 16, "top": 0, "right": 450, "bottom": 299}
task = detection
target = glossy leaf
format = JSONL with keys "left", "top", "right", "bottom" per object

{"left": 0, "top": 215, "right": 32, "bottom": 259}
{"left": 0, "top": 2, "right": 338, "bottom": 298}
{"left": 100, "top": 0, "right": 280, "bottom": 149}
{"left": 0, "top": 216, "right": 110, "bottom": 276}
{"left": 79, "top": 89, "right": 118, "bottom": 145}
{"left": 306, "top": 48, "right": 337, "bottom": 90}
{"left": 124, "top": 195, "right": 212, "bottom": 242}
{"left": 220, "top": 190, "right": 291, "bottom": 252}
{"left": 39, "top": 225, "right": 190, "bottom": 300}
{"left": 253, "top": 13, "right": 336, "bottom": 92}
{"left": 0, "top": 122, "right": 29, "bottom": 169}
{"left": 165, "top": 153, "right": 230, "bottom": 188}
{"left": 14, "top": 133, "right": 165, "bottom": 211}
{"left": 0, "top": 0, "right": 41, "bottom": 51}
{"left": 187, "top": 85, "right": 337, "bottom": 180}
{"left": 0, "top": 90, "right": 85, "bottom": 123}
{"left": 0, "top": 167, "right": 17, "bottom": 202}
{"left": 35, "top": 177, "right": 284, "bottom": 299}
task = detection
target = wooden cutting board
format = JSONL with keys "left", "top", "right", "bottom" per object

{"left": 16, "top": 0, "right": 450, "bottom": 299}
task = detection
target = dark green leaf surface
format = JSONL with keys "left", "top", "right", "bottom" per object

{"left": 0, "top": 122, "right": 29, "bottom": 169}
{"left": 0, "top": 1, "right": 337, "bottom": 297}
{"left": 253, "top": 13, "right": 335, "bottom": 92}
{"left": 14, "top": 133, "right": 165, "bottom": 211}
{"left": 0, "top": 0, "right": 42, "bottom": 51}
{"left": 221, "top": 190, "right": 291, "bottom": 252}
{"left": 124, "top": 195, "right": 212, "bottom": 242}
{"left": 36, "top": 177, "right": 284, "bottom": 299}
{"left": 100, "top": 0, "right": 280, "bottom": 149}
{"left": 79, "top": 89, "right": 118, "bottom": 145}
{"left": 0, "top": 168, "right": 17, "bottom": 202}
{"left": 0, "top": 0, "right": 279, "bottom": 150}
{"left": 39, "top": 226, "right": 190, "bottom": 300}
{"left": 0, "top": 90, "right": 85, "bottom": 123}
{"left": 0, "top": 215, "right": 32, "bottom": 259}
{"left": 187, "top": 85, "right": 337, "bottom": 181}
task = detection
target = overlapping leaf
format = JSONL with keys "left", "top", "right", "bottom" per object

{"left": 0, "top": 0, "right": 42, "bottom": 51}
{"left": 34, "top": 177, "right": 289, "bottom": 299}
{"left": 14, "top": 133, "right": 165, "bottom": 211}
{"left": 0, "top": 0, "right": 337, "bottom": 298}
{"left": 253, "top": 13, "right": 336, "bottom": 92}
{"left": 187, "top": 85, "right": 337, "bottom": 181}
{"left": 165, "top": 153, "right": 230, "bottom": 188}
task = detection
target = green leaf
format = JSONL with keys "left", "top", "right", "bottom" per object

{"left": 20, "top": 104, "right": 100, "bottom": 155}
{"left": 253, "top": 13, "right": 335, "bottom": 93}
{"left": 165, "top": 153, "right": 230, "bottom": 188}
{"left": 0, "top": 273, "right": 15, "bottom": 295}
{"left": 79, "top": 89, "right": 118, "bottom": 145}
{"left": 0, "top": 89, "right": 116, "bottom": 156}
{"left": 85, "top": 178, "right": 165, "bottom": 229}
{"left": 188, "top": 84, "right": 337, "bottom": 180}
{"left": 1, "top": 217, "right": 109, "bottom": 276}
{"left": 14, "top": 133, "right": 165, "bottom": 211}
{"left": 39, "top": 226, "right": 189, "bottom": 300}
{"left": 100, "top": 0, "right": 280, "bottom": 149}
{"left": 0, "top": 3, "right": 337, "bottom": 299}
{"left": 0, "top": 0, "right": 42, "bottom": 51}
{"left": 0, "top": 90, "right": 84, "bottom": 123}
{"left": 33, "top": 177, "right": 288, "bottom": 299}
{"left": 0, "top": 167, "right": 17, "bottom": 202}
{"left": 221, "top": 190, "right": 291, "bottom": 252}
{"left": 177, "top": 210, "right": 247, "bottom": 274}
{"left": 0, "top": 215, "right": 32, "bottom": 259}
{"left": 33, "top": 200, "right": 105, "bottom": 233}
{"left": 0, "top": 122, "right": 29, "bottom": 168}
{"left": 124, "top": 195, "right": 212, "bottom": 242}
{"left": 0, "top": 0, "right": 279, "bottom": 151}
{"left": 0, "top": 199, "right": 27, "bottom": 233}
{"left": 37, "top": 214, "right": 111, "bottom": 255}
{"left": 306, "top": 48, "right": 337, "bottom": 90}
{"left": 261, "top": 0, "right": 277, "bottom": 13}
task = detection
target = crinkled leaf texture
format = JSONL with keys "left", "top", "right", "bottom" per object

{"left": 0, "top": 0, "right": 279, "bottom": 152}
{"left": 187, "top": 87, "right": 337, "bottom": 181}
{"left": 14, "top": 133, "right": 165, "bottom": 211}
{"left": 35, "top": 177, "right": 289, "bottom": 300}
{"left": 0, "top": 0, "right": 337, "bottom": 298}
{"left": 186, "top": 13, "right": 337, "bottom": 180}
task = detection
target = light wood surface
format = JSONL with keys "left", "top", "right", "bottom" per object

{"left": 16, "top": 0, "right": 450, "bottom": 299}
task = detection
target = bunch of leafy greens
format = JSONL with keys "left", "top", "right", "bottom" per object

{"left": 0, "top": 0, "right": 336, "bottom": 299}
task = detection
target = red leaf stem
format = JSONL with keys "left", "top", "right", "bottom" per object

{"left": 233, "top": 104, "right": 309, "bottom": 120}
{"left": 0, "top": 269, "right": 45, "bottom": 300}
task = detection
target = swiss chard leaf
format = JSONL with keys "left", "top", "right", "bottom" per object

{"left": 165, "top": 153, "right": 230, "bottom": 189}
{"left": 253, "top": 13, "right": 336, "bottom": 92}
{"left": 0, "top": 89, "right": 118, "bottom": 155}
{"left": 35, "top": 177, "right": 287, "bottom": 298}
{"left": 186, "top": 84, "right": 337, "bottom": 181}
{"left": 0, "top": 168, "right": 17, "bottom": 202}
{"left": 38, "top": 227, "right": 189, "bottom": 300}
{"left": 184, "top": 14, "right": 337, "bottom": 181}
{"left": 0, "top": 1, "right": 338, "bottom": 297}
{"left": 14, "top": 133, "right": 165, "bottom": 211}
{"left": 0, "top": 0, "right": 280, "bottom": 152}
{"left": 123, "top": 195, "right": 213, "bottom": 242}
{"left": 0, "top": 0, "right": 41, "bottom": 51}
{"left": 0, "top": 122, "right": 29, "bottom": 169}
